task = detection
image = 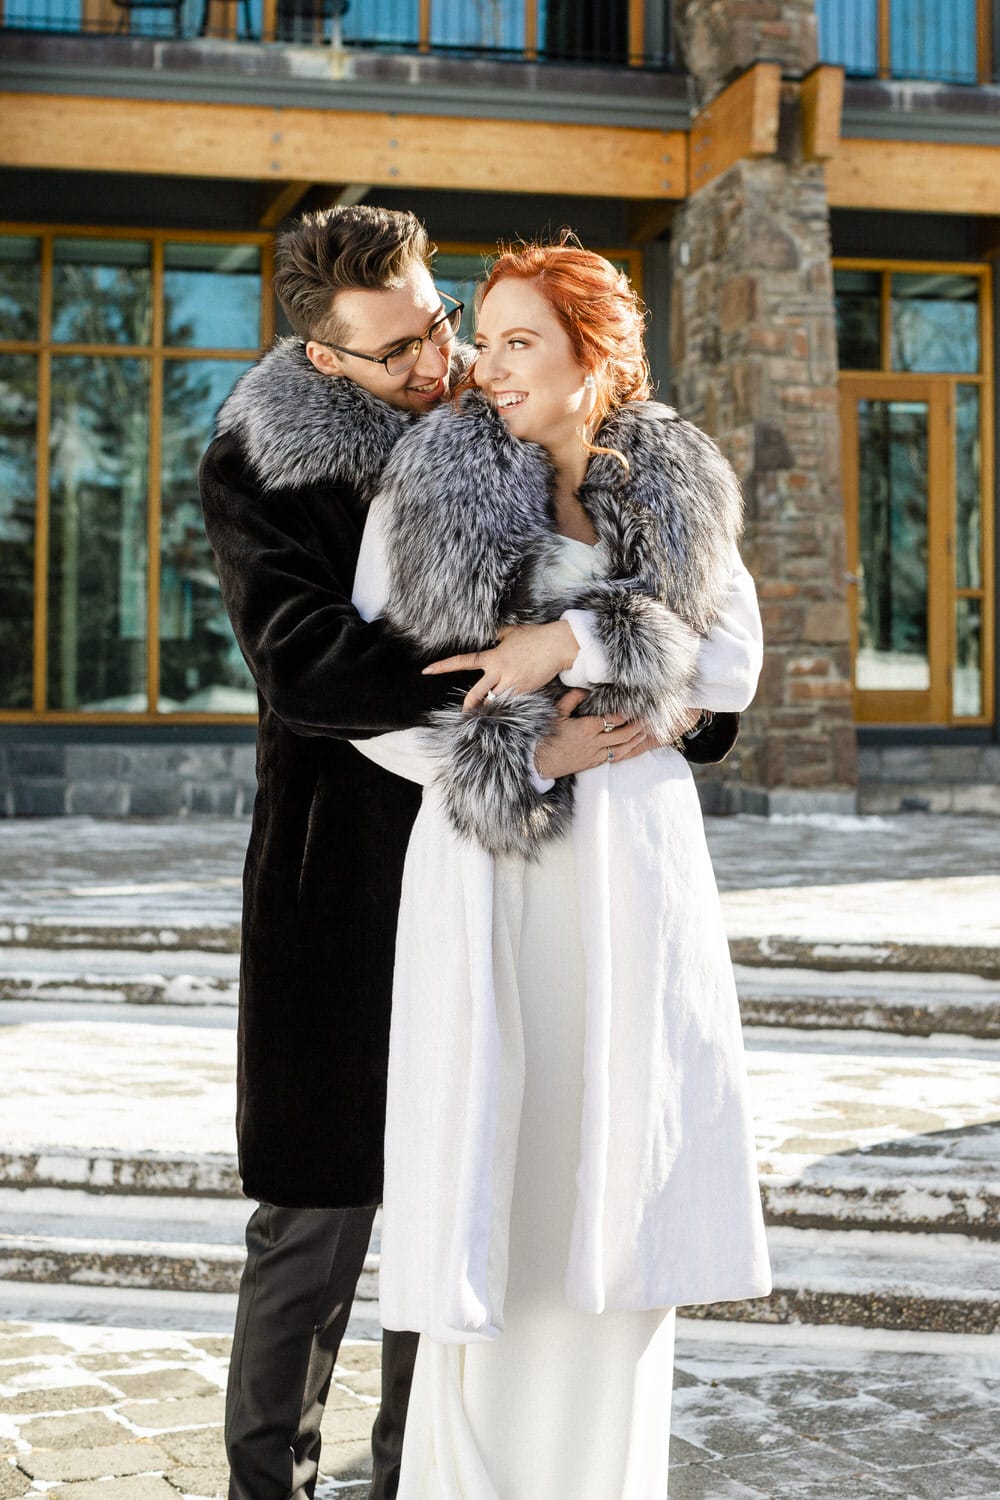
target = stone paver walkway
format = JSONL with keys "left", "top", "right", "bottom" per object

{"left": 2, "top": 1320, "right": 999, "bottom": 1498}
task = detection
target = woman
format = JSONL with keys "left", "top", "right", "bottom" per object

{"left": 350, "top": 241, "right": 771, "bottom": 1497}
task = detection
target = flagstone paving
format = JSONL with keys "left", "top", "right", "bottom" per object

{"left": 2, "top": 1319, "right": 999, "bottom": 1498}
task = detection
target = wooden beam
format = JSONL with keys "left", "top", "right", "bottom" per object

{"left": 627, "top": 199, "right": 677, "bottom": 244}
{"left": 826, "top": 138, "right": 1000, "bottom": 216}
{"left": 0, "top": 93, "right": 685, "bottom": 200}
{"left": 258, "top": 180, "right": 315, "bottom": 228}
{"left": 628, "top": 0, "right": 644, "bottom": 65}
{"left": 688, "top": 62, "right": 781, "bottom": 195}
{"left": 800, "top": 64, "right": 843, "bottom": 162}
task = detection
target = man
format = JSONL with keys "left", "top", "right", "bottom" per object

{"left": 200, "top": 206, "right": 612, "bottom": 1500}
{"left": 200, "top": 204, "right": 737, "bottom": 1500}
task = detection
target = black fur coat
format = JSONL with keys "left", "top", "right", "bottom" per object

{"left": 375, "top": 390, "right": 743, "bottom": 859}
{"left": 200, "top": 340, "right": 476, "bottom": 1209}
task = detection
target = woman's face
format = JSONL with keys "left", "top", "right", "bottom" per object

{"left": 473, "top": 277, "right": 592, "bottom": 453}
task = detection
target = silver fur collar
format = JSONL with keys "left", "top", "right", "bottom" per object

{"left": 378, "top": 389, "right": 742, "bottom": 653}
{"left": 215, "top": 338, "right": 475, "bottom": 498}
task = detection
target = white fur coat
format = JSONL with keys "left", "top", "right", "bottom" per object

{"left": 351, "top": 399, "right": 772, "bottom": 1341}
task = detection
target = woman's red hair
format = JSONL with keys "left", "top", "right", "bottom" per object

{"left": 458, "top": 235, "right": 652, "bottom": 469}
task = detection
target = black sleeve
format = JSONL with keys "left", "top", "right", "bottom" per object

{"left": 199, "top": 434, "right": 474, "bottom": 741}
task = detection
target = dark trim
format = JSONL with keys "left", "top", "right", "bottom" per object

{"left": 993, "top": 258, "right": 1000, "bottom": 742}
{"left": 858, "top": 725, "right": 997, "bottom": 747}
{"left": 0, "top": 723, "right": 257, "bottom": 744}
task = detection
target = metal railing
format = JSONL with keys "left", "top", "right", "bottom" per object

{"left": 0, "top": 0, "right": 675, "bottom": 68}
{"left": 817, "top": 0, "right": 995, "bottom": 86}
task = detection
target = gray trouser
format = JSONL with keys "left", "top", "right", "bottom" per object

{"left": 226, "top": 1203, "right": 418, "bottom": 1500}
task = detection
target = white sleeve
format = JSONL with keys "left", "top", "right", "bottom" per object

{"left": 688, "top": 549, "right": 763, "bottom": 712}
{"left": 349, "top": 499, "right": 437, "bottom": 788}
{"left": 559, "top": 609, "right": 612, "bottom": 688}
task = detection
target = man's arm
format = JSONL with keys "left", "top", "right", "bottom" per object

{"left": 199, "top": 433, "right": 473, "bottom": 740}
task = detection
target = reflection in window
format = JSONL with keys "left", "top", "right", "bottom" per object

{"left": 0, "top": 237, "right": 40, "bottom": 342}
{"left": 891, "top": 273, "right": 979, "bottom": 374}
{"left": 889, "top": 0, "right": 977, "bottom": 84}
{"left": 434, "top": 252, "right": 490, "bottom": 329}
{"left": 955, "top": 386, "right": 981, "bottom": 592}
{"left": 816, "top": 0, "right": 877, "bottom": 74}
{"left": 855, "top": 400, "right": 930, "bottom": 692}
{"left": 431, "top": 0, "right": 525, "bottom": 52}
{"left": 954, "top": 599, "right": 982, "bottom": 718}
{"left": 52, "top": 239, "right": 152, "bottom": 347}
{"left": 339, "top": 0, "right": 417, "bottom": 45}
{"left": 164, "top": 243, "right": 262, "bottom": 350}
{"left": 834, "top": 269, "right": 880, "bottom": 370}
{"left": 0, "top": 354, "right": 37, "bottom": 709}
{"left": 160, "top": 360, "right": 256, "bottom": 714}
{"left": 47, "top": 357, "right": 149, "bottom": 712}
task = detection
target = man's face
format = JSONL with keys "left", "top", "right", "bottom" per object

{"left": 305, "top": 261, "right": 452, "bottom": 414}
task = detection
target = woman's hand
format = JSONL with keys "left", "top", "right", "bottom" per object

{"left": 422, "top": 621, "right": 578, "bottom": 711}
{"left": 534, "top": 690, "right": 657, "bottom": 779}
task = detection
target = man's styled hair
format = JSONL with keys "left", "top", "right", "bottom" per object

{"left": 274, "top": 205, "right": 433, "bottom": 344}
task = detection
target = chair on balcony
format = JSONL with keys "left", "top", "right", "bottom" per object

{"left": 277, "top": 0, "right": 347, "bottom": 46}
{"left": 110, "top": 0, "right": 186, "bottom": 39}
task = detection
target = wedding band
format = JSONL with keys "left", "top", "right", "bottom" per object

{"left": 607, "top": 748, "right": 615, "bottom": 762}
{"left": 602, "top": 719, "right": 614, "bottom": 733}
{"left": 485, "top": 690, "right": 497, "bottom": 703}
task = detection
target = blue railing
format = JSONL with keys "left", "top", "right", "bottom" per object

{"left": 0, "top": 0, "right": 673, "bottom": 67}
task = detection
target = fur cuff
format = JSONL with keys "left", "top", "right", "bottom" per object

{"left": 573, "top": 583, "right": 702, "bottom": 743}
{"left": 429, "top": 692, "right": 575, "bottom": 860}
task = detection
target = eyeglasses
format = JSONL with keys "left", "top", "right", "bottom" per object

{"left": 314, "top": 292, "right": 463, "bottom": 378}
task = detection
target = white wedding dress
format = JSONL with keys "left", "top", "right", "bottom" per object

{"left": 395, "top": 536, "right": 677, "bottom": 1500}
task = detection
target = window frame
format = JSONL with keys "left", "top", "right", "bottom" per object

{"left": 834, "top": 256, "right": 995, "bottom": 727}
{"left": 0, "top": 222, "right": 274, "bottom": 726}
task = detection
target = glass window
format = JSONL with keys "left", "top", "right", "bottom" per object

{"left": 0, "top": 237, "right": 40, "bottom": 342}
{"left": 816, "top": 0, "right": 878, "bottom": 74}
{"left": 955, "top": 386, "right": 981, "bottom": 592}
{"left": 891, "top": 273, "right": 979, "bottom": 374}
{"left": 52, "top": 239, "right": 152, "bottom": 346}
{"left": 855, "top": 399, "right": 930, "bottom": 693}
{"left": 890, "top": 0, "right": 977, "bottom": 84}
{"left": 160, "top": 359, "right": 257, "bottom": 714}
{"left": 431, "top": 0, "right": 525, "bottom": 52}
{"left": 340, "top": 0, "right": 418, "bottom": 45}
{"left": 434, "top": 252, "right": 490, "bottom": 322}
{"left": 0, "top": 354, "right": 38, "bottom": 709}
{"left": 47, "top": 357, "right": 149, "bottom": 712}
{"left": 834, "top": 270, "right": 881, "bottom": 370}
{"left": 954, "top": 599, "right": 982, "bottom": 718}
{"left": 164, "top": 242, "right": 262, "bottom": 350}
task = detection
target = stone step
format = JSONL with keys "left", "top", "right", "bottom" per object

{"left": 0, "top": 947, "right": 238, "bottom": 1006}
{"left": 0, "top": 1186, "right": 379, "bottom": 1302}
{"left": 735, "top": 964, "right": 1000, "bottom": 1039}
{"left": 4, "top": 1009, "right": 1000, "bottom": 1237}
{"left": 6, "top": 951, "right": 1000, "bottom": 1043}
{"left": 689, "top": 1226, "right": 1000, "bottom": 1336}
{"left": 1, "top": 1194, "right": 995, "bottom": 1336}
{"left": 724, "top": 874, "right": 1000, "bottom": 980}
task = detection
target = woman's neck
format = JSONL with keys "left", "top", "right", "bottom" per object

{"left": 549, "top": 434, "right": 598, "bottom": 544}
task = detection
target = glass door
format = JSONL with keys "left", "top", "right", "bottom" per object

{"left": 840, "top": 376, "right": 951, "bottom": 722}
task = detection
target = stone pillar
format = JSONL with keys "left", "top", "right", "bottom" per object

{"left": 671, "top": 0, "right": 857, "bottom": 812}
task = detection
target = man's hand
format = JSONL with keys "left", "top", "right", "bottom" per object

{"left": 423, "top": 621, "right": 579, "bottom": 711}
{"left": 534, "top": 689, "right": 660, "bottom": 779}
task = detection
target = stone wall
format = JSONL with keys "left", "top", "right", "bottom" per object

{"left": 670, "top": 0, "right": 857, "bottom": 810}
{"left": 674, "top": 0, "right": 819, "bottom": 103}
{"left": 0, "top": 740, "right": 257, "bottom": 818}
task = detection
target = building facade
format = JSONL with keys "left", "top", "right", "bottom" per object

{"left": 1, "top": 0, "right": 998, "bottom": 814}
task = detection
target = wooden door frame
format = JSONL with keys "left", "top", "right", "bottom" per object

{"left": 841, "top": 374, "right": 952, "bottom": 724}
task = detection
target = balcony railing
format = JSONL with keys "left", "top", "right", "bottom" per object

{"left": 817, "top": 0, "right": 995, "bottom": 85}
{"left": 0, "top": 0, "right": 674, "bottom": 68}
